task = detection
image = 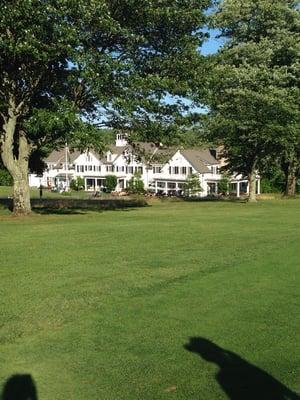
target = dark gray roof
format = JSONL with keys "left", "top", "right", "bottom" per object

{"left": 150, "top": 147, "right": 177, "bottom": 164}
{"left": 181, "top": 149, "right": 218, "bottom": 173}
{"left": 46, "top": 149, "right": 101, "bottom": 164}
{"left": 45, "top": 150, "right": 65, "bottom": 164}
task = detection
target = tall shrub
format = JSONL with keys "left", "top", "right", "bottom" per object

{"left": 127, "top": 172, "right": 145, "bottom": 194}
{"left": 105, "top": 175, "right": 118, "bottom": 193}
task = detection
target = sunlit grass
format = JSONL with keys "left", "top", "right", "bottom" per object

{"left": 0, "top": 199, "right": 299, "bottom": 399}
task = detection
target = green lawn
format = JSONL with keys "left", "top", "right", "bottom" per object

{"left": 0, "top": 199, "right": 299, "bottom": 399}
{"left": 0, "top": 185, "right": 99, "bottom": 200}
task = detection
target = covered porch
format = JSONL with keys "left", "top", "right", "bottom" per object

{"left": 84, "top": 177, "right": 126, "bottom": 192}
{"left": 153, "top": 179, "right": 186, "bottom": 196}
{"left": 229, "top": 179, "right": 260, "bottom": 197}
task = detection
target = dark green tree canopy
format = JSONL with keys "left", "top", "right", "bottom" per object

{"left": 0, "top": 0, "right": 211, "bottom": 145}
{"left": 203, "top": 0, "right": 300, "bottom": 198}
{"left": 0, "top": 0, "right": 211, "bottom": 213}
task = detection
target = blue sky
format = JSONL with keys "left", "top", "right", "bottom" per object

{"left": 200, "top": 28, "right": 224, "bottom": 55}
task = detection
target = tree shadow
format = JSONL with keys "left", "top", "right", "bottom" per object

{"left": 33, "top": 207, "right": 87, "bottom": 215}
{"left": 32, "top": 206, "right": 144, "bottom": 215}
{"left": 1, "top": 374, "right": 38, "bottom": 400}
{"left": 184, "top": 337, "right": 300, "bottom": 400}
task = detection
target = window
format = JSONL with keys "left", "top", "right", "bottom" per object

{"left": 88, "top": 165, "right": 93, "bottom": 171}
{"left": 182, "top": 167, "right": 187, "bottom": 175}
{"left": 189, "top": 167, "right": 193, "bottom": 174}
{"left": 153, "top": 166, "right": 161, "bottom": 174}
{"left": 168, "top": 182, "right": 176, "bottom": 189}
{"left": 157, "top": 181, "right": 166, "bottom": 188}
{"left": 126, "top": 166, "right": 134, "bottom": 174}
{"left": 135, "top": 166, "right": 143, "bottom": 174}
{"left": 85, "top": 165, "right": 88, "bottom": 171}
{"left": 169, "top": 166, "right": 172, "bottom": 174}
{"left": 174, "top": 166, "right": 179, "bottom": 174}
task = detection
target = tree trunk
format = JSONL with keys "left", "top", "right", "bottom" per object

{"left": 284, "top": 161, "right": 297, "bottom": 197}
{"left": 248, "top": 165, "right": 257, "bottom": 203}
{"left": 12, "top": 172, "right": 31, "bottom": 215}
{"left": 1, "top": 107, "right": 31, "bottom": 215}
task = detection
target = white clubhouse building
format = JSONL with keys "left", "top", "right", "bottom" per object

{"left": 29, "top": 134, "right": 260, "bottom": 197}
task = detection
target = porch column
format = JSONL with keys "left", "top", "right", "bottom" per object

{"left": 84, "top": 178, "right": 87, "bottom": 191}
{"left": 215, "top": 182, "right": 218, "bottom": 194}
{"left": 155, "top": 180, "right": 158, "bottom": 194}
{"left": 257, "top": 179, "right": 261, "bottom": 195}
{"left": 236, "top": 182, "right": 240, "bottom": 197}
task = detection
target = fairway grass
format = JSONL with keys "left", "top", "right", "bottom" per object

{"left": 0, "top": 200, "right": 299, "bottom": 399}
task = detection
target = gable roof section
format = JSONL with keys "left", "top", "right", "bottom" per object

{"left": 45, "top": 150, "right": 65, "bottom": 164}
{"left": 109, "top": 142, "right": 160, "bottom": 164}
{"left": 46, "top": 149, "right": 88, "bottom": 165}
{"left": 181, "top": 149, "right": 218, "bottom": 174}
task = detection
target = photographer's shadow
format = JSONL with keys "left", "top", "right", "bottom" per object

{"left": 184, "top": 337, "right": 299, "bottom": 400}
{"left": 1, "top": 374, "right": 37, "bottom": 400}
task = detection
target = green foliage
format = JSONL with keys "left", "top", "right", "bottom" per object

{"left": 0, "top": 0, "right": 211, "bottom": 147}
{"left": 0, "top": 168, "right": 13, "bottom": 186}
{"left": 61, "top": 191, "right": 72, "bottom": 197}
{"left": 0, "top": 0, "right": 212, "bottom": 213}
{"left": 183, "top": 173, "right": 202, "bottom": 196}
{"left": 205, "top": 0, "right": 300, "bottom": 189}
{"left": 127, "top": 172, "right": 145, "bottom": 194}
{"left": 105, "top": 175, "right": 118, "bottom": 193}
{"left": 218, "top": 176, "right": 229, "bottom": 195}
{"left": 260, "top": 165, "right": 285, "bottom": 193}
{"left": 70, "top": 177, "right": 85, "bottom": 192}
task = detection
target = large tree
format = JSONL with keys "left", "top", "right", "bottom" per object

{"left": 0, "top": 0, "right": 210, "bottom": 214}
{"left": 204, "top": 0, "right": 300, "bottom": 200}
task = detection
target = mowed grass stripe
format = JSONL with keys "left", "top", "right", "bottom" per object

{"left": 0, "top": 200, "right": 299, "bottom": 399}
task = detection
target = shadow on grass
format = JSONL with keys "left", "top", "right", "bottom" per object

{"left": 0, "top": 197, "right": 149, "bottom": 215}
{"left": 182, "top": 196, "right": 247, "bottom": 203}
{"left": 184, "top": 337, "right": 300, "bottom": 400}
{"left": 1, "top": 374, "right": 38, "bottom": 400}
{"left": 32, "top": 206, "right": 144, "bottom": 215}
{"left": 154, "top": 195, "right": 248, "bottom": 204}
{"left": 33, "top": 207, "right": 87, "bottom": 215}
